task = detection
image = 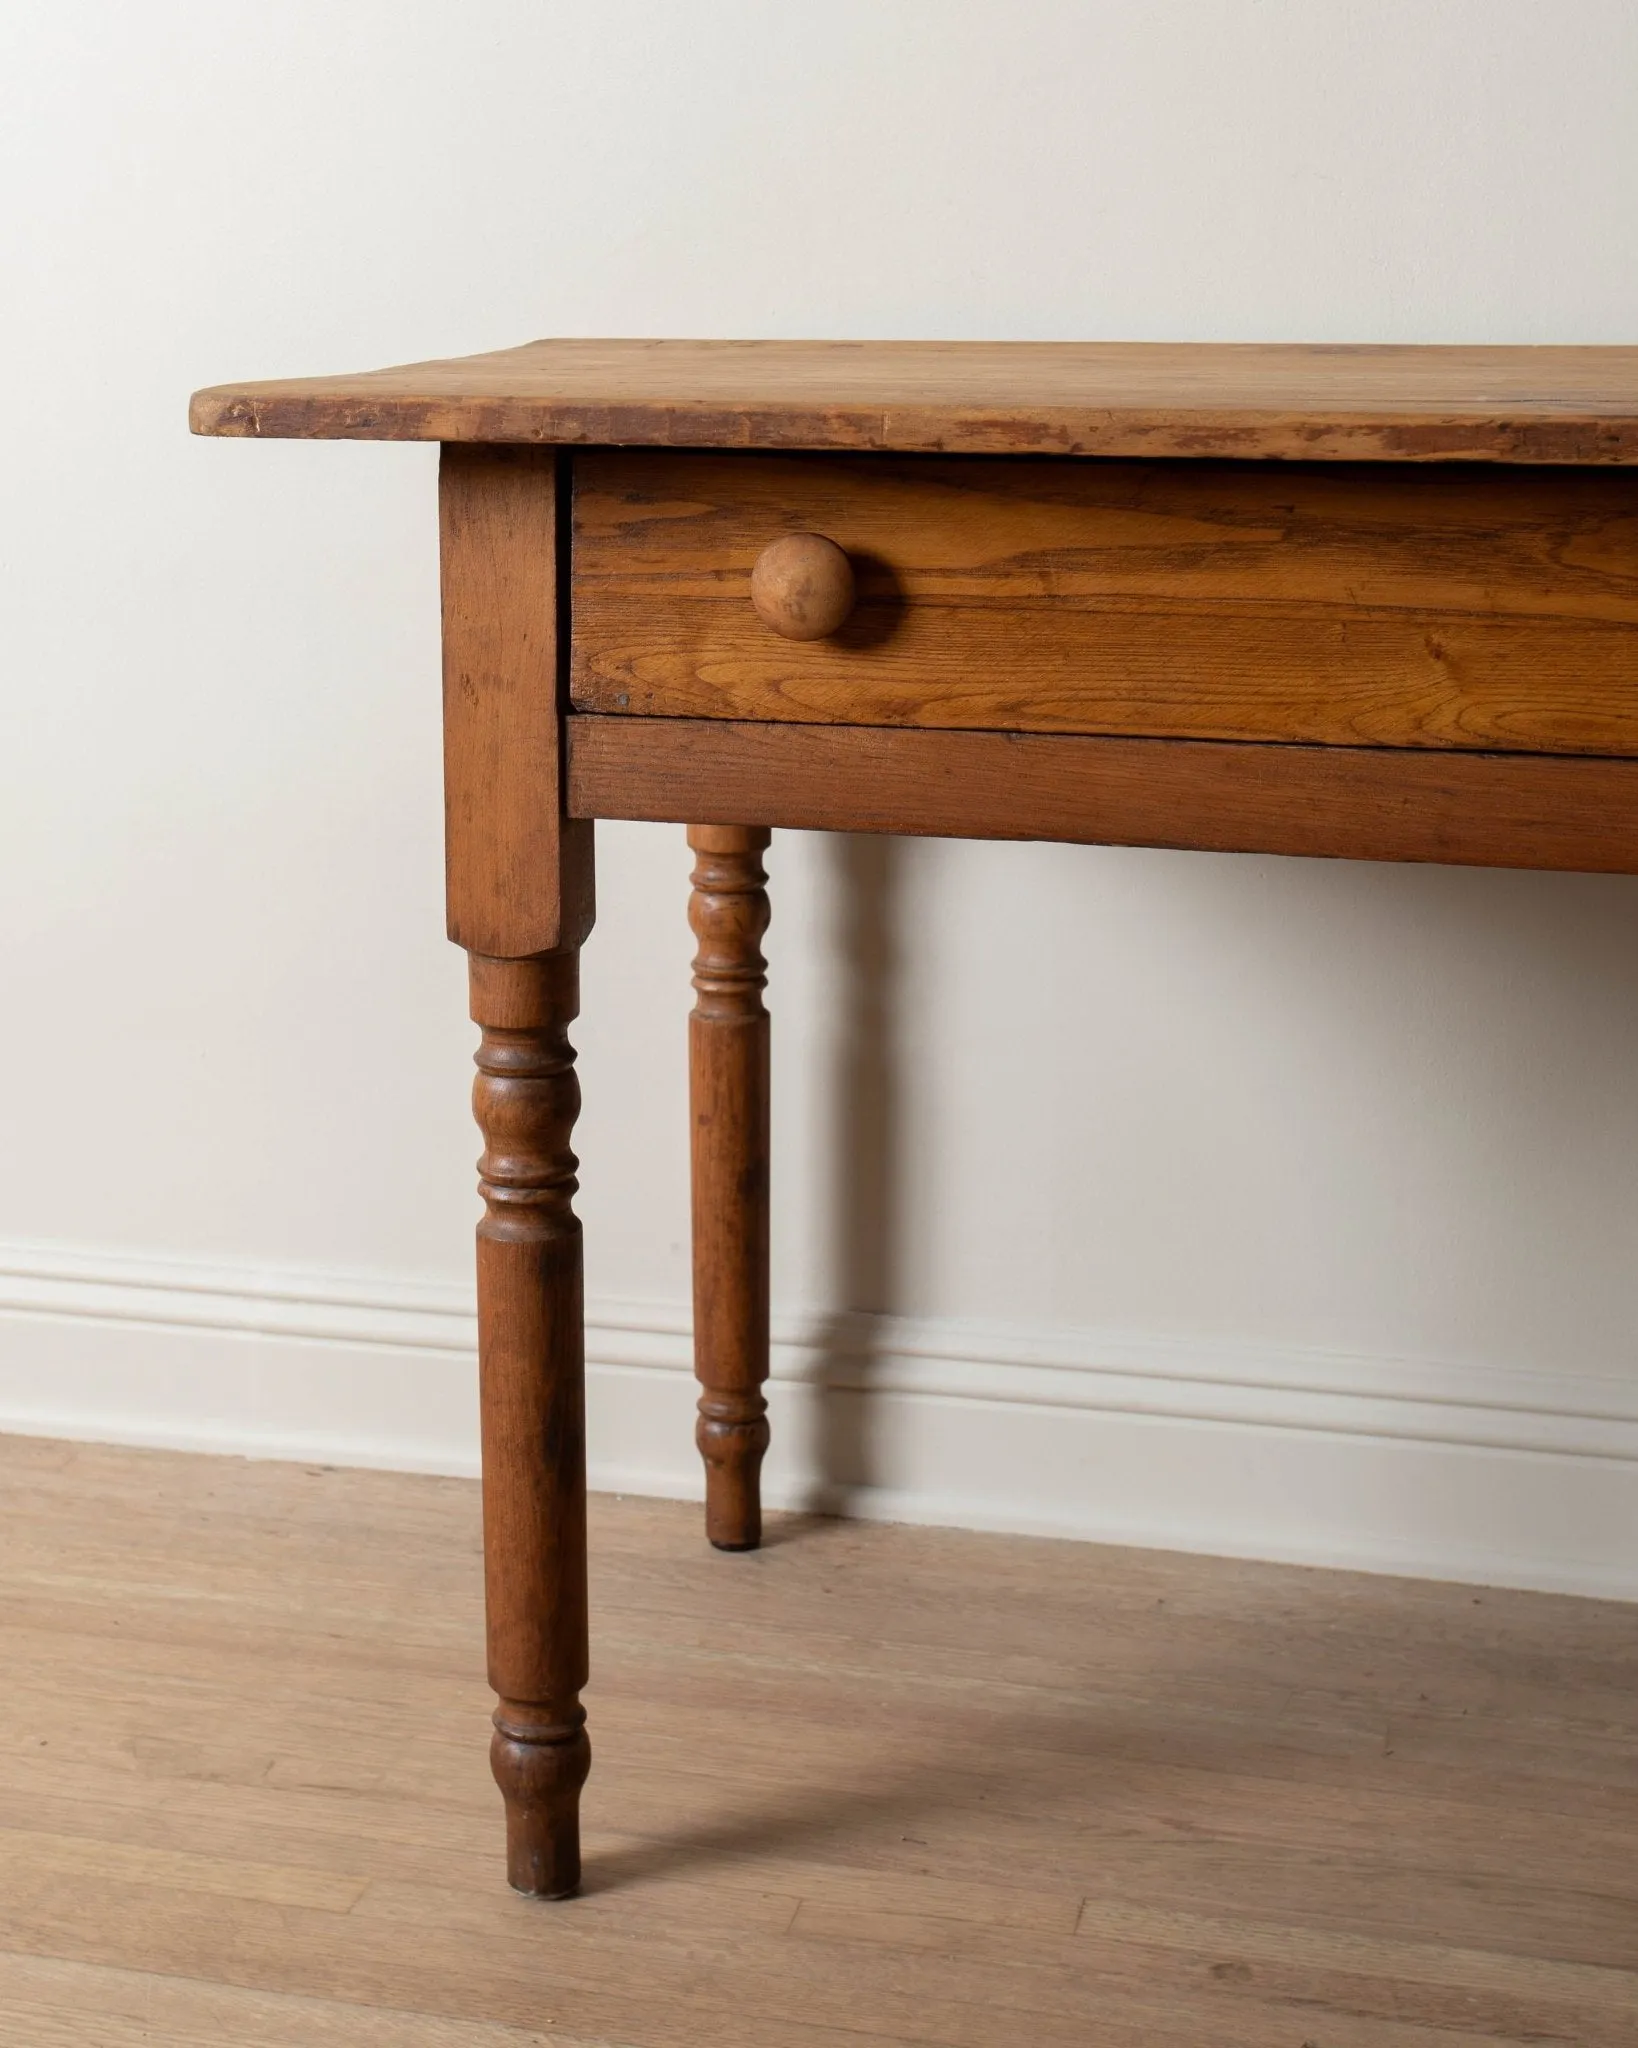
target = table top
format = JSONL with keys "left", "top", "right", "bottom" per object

{"left": 189, "top": 339, "right": 1638, "bottom": 464}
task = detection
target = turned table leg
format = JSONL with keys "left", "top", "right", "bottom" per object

{"left": 439, "top": 445, "right": 594, "bottom": 1895}
{"left": 469, "top": 950, "right": 591, "bottom": 1897}
{"left": 687, "top": 825, "right": 772, "bottom": 1550}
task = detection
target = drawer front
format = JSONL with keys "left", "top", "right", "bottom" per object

{"left": 570, "top": 452, "right": 1638, "bottom": 753}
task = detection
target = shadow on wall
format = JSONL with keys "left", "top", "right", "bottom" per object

{"left": 806, "top": 832, "right": 903, "bottom": 1516}
{"left": 786, "top": 834, "right": 1638, "bottom": 1530}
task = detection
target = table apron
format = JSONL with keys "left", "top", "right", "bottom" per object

{"left": 565, "top": 715, "right": 1638, "bottom": 873}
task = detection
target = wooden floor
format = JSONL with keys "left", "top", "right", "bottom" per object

{"left": 2, "top": 1439, "right": 1637, "bottom": 2046}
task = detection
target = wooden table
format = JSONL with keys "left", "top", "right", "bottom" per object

{"left": 191, "top": 339, "right": 1638, "bottom": 1901}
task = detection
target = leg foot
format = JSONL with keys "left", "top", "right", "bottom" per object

{"left": 491, "top": 1701, "right": 592, "bottom": 1898}
{"left": 697, "top": 1399, "right": 772, "bottom": 1551}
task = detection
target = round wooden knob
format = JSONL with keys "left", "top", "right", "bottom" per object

{"left": 749, "top": 532, "right": 855, "bottom": 641}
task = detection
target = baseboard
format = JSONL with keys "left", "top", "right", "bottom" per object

{"left": 2, "top": 1238, "right": 1637, "bottom": 1599}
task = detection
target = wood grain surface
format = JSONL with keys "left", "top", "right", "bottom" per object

{"left": 571, "top": 453, "right": 1638, "bottom": 752}
{"left": 6, "top": 1433, "right": 1638, "bottom": 2044}
{"left": 439, "top": 446, "right": 593, "bottom": 956}
{"left": 567, "top": 716, "right": 1638, "bottom": 873}
{"left": 190, "top": 338, "right": 1638, "bottom": 462}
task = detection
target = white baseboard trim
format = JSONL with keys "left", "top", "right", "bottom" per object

{"left": 2, "top": 1238, "right": 1637, "bottom": 1599}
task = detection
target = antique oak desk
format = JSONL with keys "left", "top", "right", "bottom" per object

{"left": 191, "top": 340, "right": 1638, "bottom": 1899}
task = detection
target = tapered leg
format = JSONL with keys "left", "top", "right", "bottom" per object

{"left": 469, "top": 950, "right": 591, "bottom": 1897}
{"left": 688, "top": 826, "right": 772, "bottom": 1550}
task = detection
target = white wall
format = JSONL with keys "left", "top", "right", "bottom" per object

{"left": 4, "top": 0, "right": 1638, "bottom": 1595}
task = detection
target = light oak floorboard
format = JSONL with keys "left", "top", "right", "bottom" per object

{"left": 1, "top": 1433, "right": 1636, "bottom": 2044}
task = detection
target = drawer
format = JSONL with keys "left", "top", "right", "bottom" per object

{"left": 570, "top": 452, "right": 1638, "bottom": 753}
